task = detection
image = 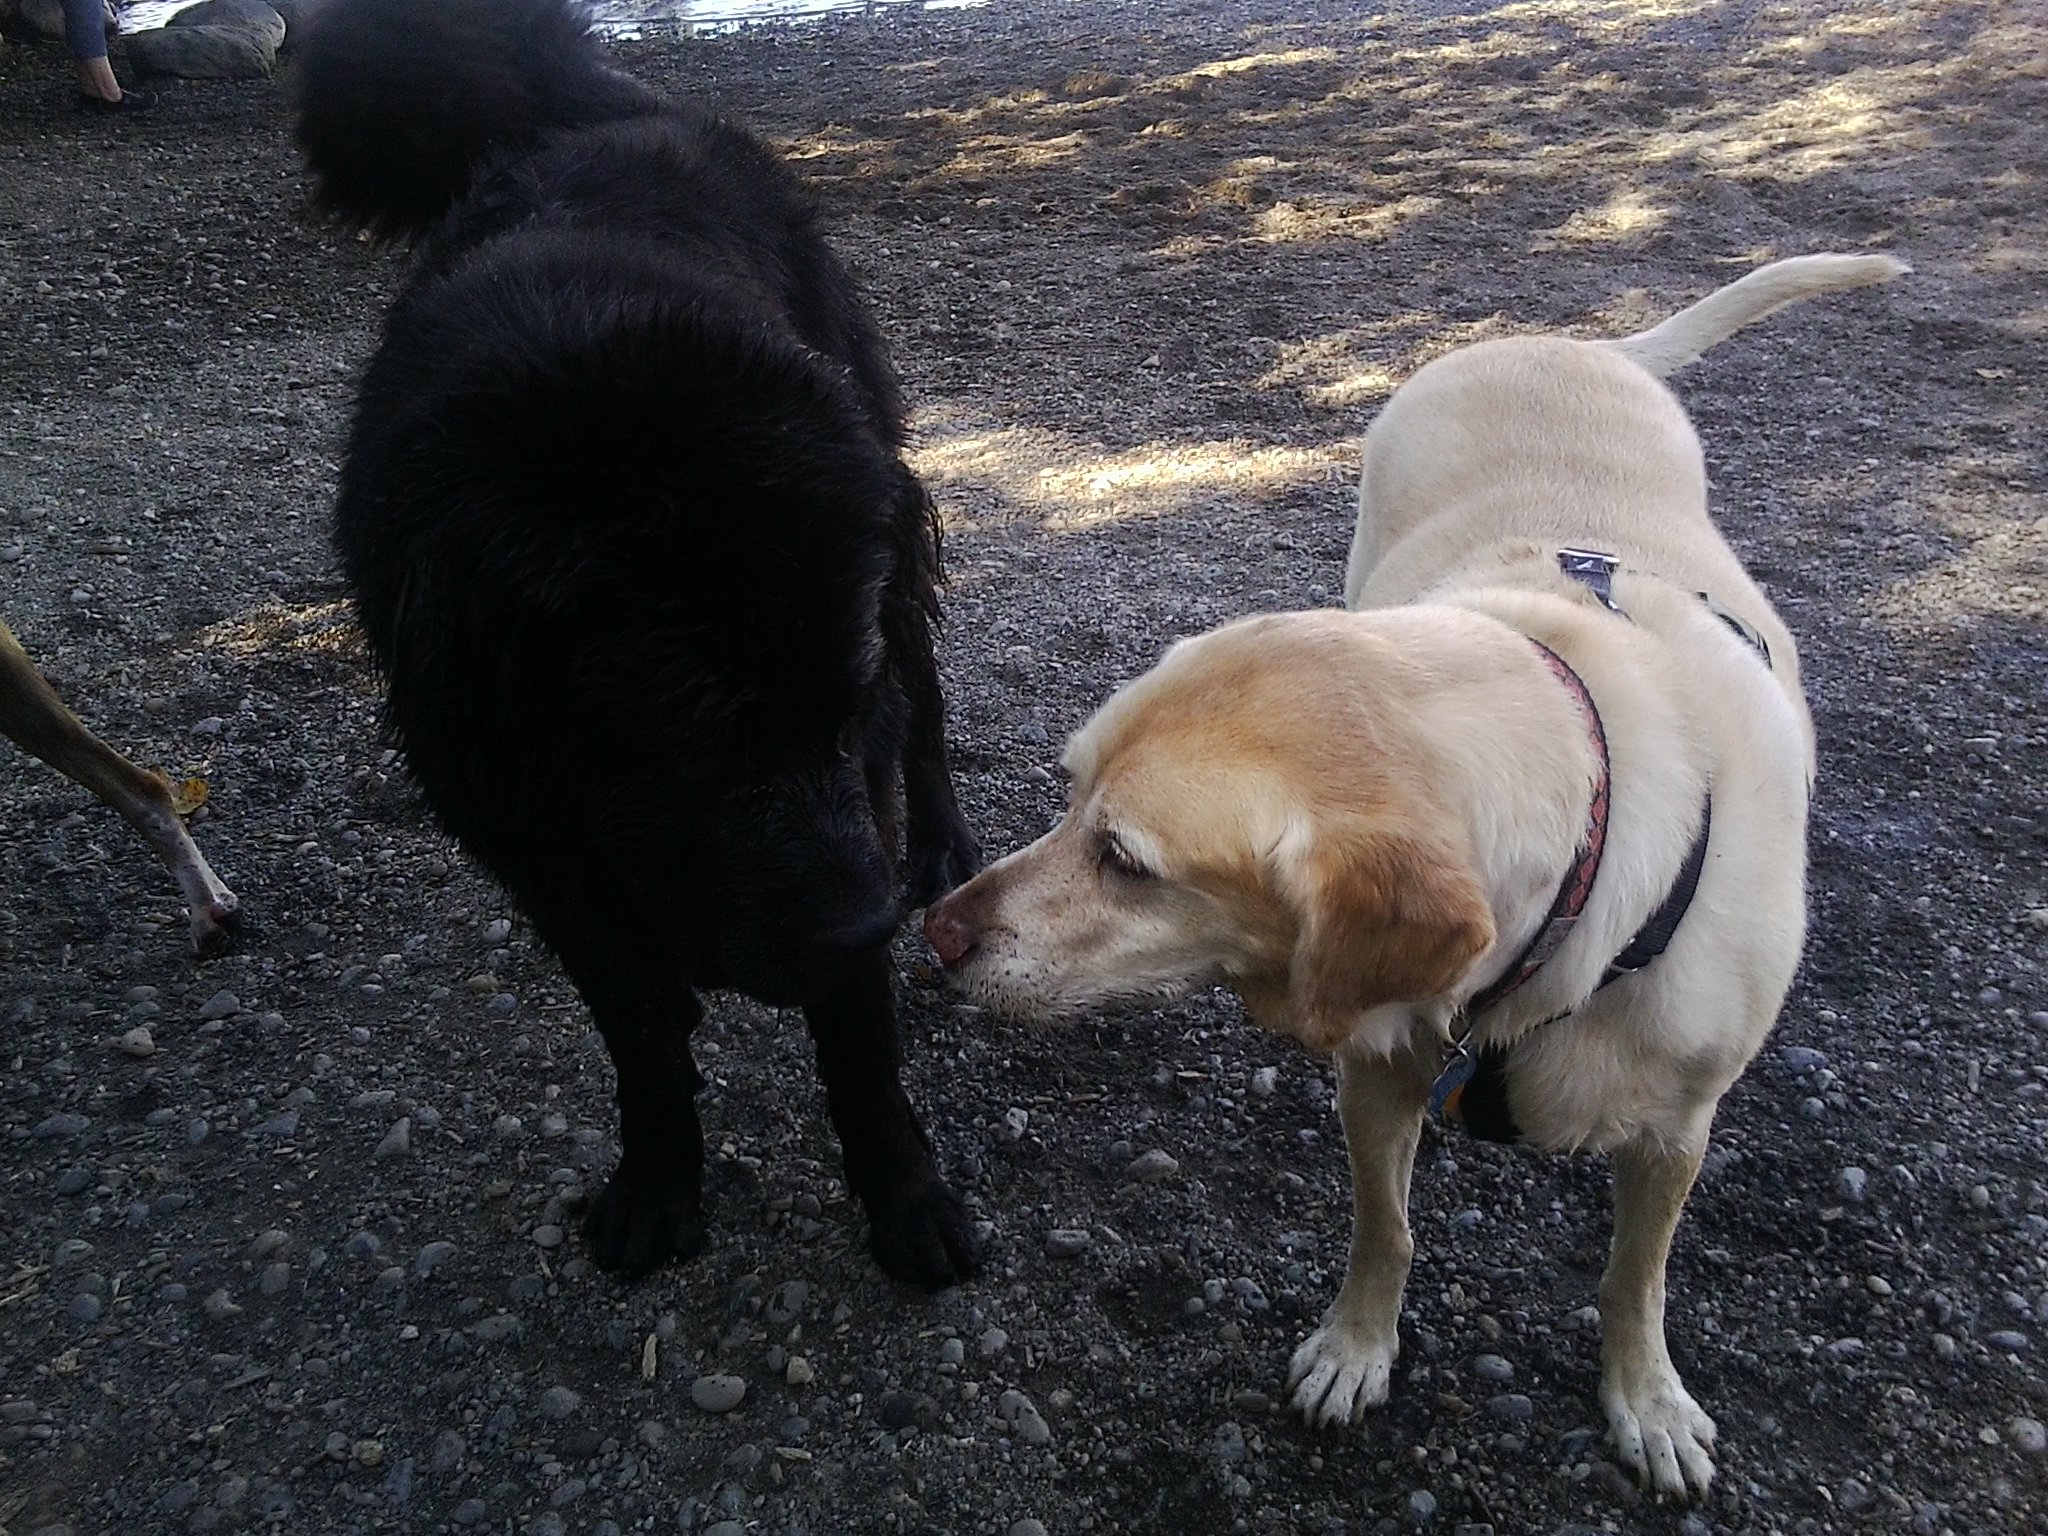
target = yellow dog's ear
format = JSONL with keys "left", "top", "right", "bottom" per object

{"left": 1281, "top": 818, "right": 1494, "bottom": 1053}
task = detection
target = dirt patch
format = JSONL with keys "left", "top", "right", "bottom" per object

{"left": 1, "top": 2, "right": 2043, "bottom": 1533}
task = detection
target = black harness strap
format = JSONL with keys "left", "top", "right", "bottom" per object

{"left": 1601, "top": 798, "right": 1712, "bottom": 986}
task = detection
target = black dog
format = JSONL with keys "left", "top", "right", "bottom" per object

{"left": 293, "top": 0, "right": 981, "bottom": 1287}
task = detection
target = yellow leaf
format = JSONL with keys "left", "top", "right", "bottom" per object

{"left": 169, "top": 777, "right": 211, "bottom": 816}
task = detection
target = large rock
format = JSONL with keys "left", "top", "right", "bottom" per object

{"left": 266, "top": 0, "right": 313, "bottom": 48}
{"left": 125, "top": 21, "right": 277, "bottom": 80}
{"left": 168, "top": 0, "right": 285, "bottom": 52}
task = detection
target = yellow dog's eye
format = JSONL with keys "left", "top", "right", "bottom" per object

{"left": 1099, "top": 832, "right": 1152, "bottom": 880}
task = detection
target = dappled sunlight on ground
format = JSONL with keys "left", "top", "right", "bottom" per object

{"left": 1254, "top": 312, "right": 1521, "bottom": 408}
{"left": 1872, "top": 496, "right": 2047, "bottom": 629}
{"left": 912, "top": 415, "right": 1348, "bottom": 532}
{"left": 781, "top": 0, "right": 2034, "bottom": 266}
{"left": 199, "top": 600, "right": 362, "bottom": 662}
{"left": 742, "top": 0, "right": 2040, "bottom": 625}
{"left": 1532, "top": 185, "right": 1672, "bottom": 250}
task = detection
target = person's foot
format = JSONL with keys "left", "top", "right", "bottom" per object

{"left": 76, "top": 89, "right": 157, "bottom": 115}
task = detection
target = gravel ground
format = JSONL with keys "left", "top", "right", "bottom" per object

{"left": 2, "top": 2, "right": 2044, "bottom": 1534}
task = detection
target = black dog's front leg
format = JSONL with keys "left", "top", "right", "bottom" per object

{"left": 805, "top": 951, "right": 978, "bottom": 1287}
{"left": 538, "top": 913, "right": 709, "bottom": 1277}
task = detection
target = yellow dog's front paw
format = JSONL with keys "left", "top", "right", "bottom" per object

{"left": 1602, "top": 1364, "right": 1717, "bottom": 1499}
{"left": 1286, "top": 1319, "right": 1398, "bottom": 1430}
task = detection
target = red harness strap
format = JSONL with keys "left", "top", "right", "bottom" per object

{"left": 1458, "top": 640, "right": 1611, "bottom": 1018}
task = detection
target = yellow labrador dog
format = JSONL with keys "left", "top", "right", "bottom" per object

{"left": 925, "top": 253, "right": 1904, "bottom": 1498}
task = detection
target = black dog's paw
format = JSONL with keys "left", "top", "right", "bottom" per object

{"left": 867, "top": 1175, "right": 980, "bottom": 1289}
{"left": 905, "top": 822, "right": 983, "bottom": 909}
{"left": 582, "top": 1161, "right": 706, "bottom": 1278}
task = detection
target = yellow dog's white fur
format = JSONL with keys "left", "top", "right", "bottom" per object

{"left": 926, "top": 253, "right": 1904, "bottom": 1498}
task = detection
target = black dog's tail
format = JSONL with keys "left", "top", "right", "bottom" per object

{"left": 292, "top": 0, "right": 660, "bottom": 242}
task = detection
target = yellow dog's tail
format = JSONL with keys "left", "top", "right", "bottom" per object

{"left": 1602, "top": 253, "right": 1909, "bottom": 379}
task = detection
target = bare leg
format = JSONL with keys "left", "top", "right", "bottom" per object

{"left": 73, "top": 56, "right": 123, "bottom": 103}
{"left": 0, "top": 622, "right": 238, "bottom": 955}
{"left": 1287, "top": 1036, "right": 1436, "bottom": 1427}
{"left": 1601, "top": 1129, "right": 1718, "bottom": 1498}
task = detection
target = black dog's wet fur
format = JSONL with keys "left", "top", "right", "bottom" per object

{"left": 295, "top": 0, "right": 980, "bottom": 1286}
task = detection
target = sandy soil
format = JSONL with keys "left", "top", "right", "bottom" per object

{"left": 1, "top": 2, "right": 2043, "bottom": 1534}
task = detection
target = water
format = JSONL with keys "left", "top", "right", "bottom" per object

{"left": 120, "top": 0, "right": 984, "bottom": 37}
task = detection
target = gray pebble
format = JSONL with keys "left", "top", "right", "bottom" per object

{"left": 1987, "top": 1330, "right": 2030, "bottom": 1353}
{"left": 1837, "top": 1166, "right": 1869, "bottom": 1202}
{"left": 252, "top": 1110, "right": 299, "bottom": 1138}
{"left": 691, "top": 1374, "right": 746, "bottom": 1414}
{"left": 55, "top": 1167, "right": 92, "bottom": 1197}
{"left": 1044, "top": 1228, "right": 1091, "bottom": 1258}
{"left": 767, "top": 1279, "right": 809, "bottom": 1324}
{"left": 115, "top": 1026, "right": 156, "bottom": 1058}
{"left": 998, "top": 1388, "right": 1051, "bottom": 1445}
{"left": 1781, "top": 1045, "right": 1827, "bottom": 1073}
{"left": 2010, "top": 1417, "right": 2047, "bottom": 1455}
{"left": 979, "top": 1326, "right": 1009, "bottom": 1356}
{"left": 414, "top": 1240, "right": 457, "bottom": 1278}
{"left": 374, "top": 1119, "right": 411, "bottom": 1160}
{"left": 540, "top": 1385, "right": 580, "bottom": 1419}
{"left": 68, "top": 1292, "right": 102, "bottom": 1324}
{"left": 344, "top": 1231, "right": 382, "bottom": 1260}
{"left": 532, "top": 1224, "right": 564, "bottom": 1249}
{"left": 1486, "top": 1393, "right": 1533, "bottom": 1422}
{"left": 259, "top": 1262, "right": 291, "bottom": 1297}
{"left": 1472, "top": 1353, "right": 1514, "bottom": 1383}
{"left": 1009, "top": 1522, "right": 1050, "bottom": 1536}
{"left": 451, "top": 1498, "right": 487, "bottom": 1526}
{"left": 704, "top": 1524, "right": 744, "bottom": 1536}
{"left": 202, "top": 1288, "right": 242, "bottom": 1320}
{"left": 186, "top": 1118, "right": 210, "bottom": 1146}
{"left": 1408, "top": 1489, "right": 1437, "bottom": 1522}
{"left": 878, "top": 1391, "right": 926, "bottom": 1431}
{"left": 33, "top": 1113, "right": 89, "bottom": 1140}
{"left": 470, "top": 1314, "right": 521, "bottom": 1344}
{"left": 1250, "top": 1066, "right": 1279, "bottom": 1098}
{"left": 430, "top": 1431, "right": 466, "bottom": 1471}
{"left": 939, "top": 1337, "right": 964, "bottom": 1366}
{"left": 1125, "top": 1148, "right": 1180, "bottom": 1182}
